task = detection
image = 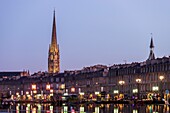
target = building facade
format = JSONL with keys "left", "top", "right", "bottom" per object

{"left": 0, "top": 12, "right": 170, "bottom": 101}
{"left": 1, "top": 53, "right": 170, "bottom": 101}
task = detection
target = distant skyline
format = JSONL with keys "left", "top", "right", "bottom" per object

{"left": 0, "top": 0, "right": 170, "bottom": 73}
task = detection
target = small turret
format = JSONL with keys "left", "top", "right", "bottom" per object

{"left": 148, "top": 37, "right": 155, "bottom": 60}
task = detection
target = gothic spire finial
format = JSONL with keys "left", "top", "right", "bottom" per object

{"left": 51, "top": 10, "right": 57, "bottom": 47}
{"left": 150, "top": 34, "right": 154, "bottom": 48}
{"left": 148, "top": 35, "right": 155, "bottom": 60}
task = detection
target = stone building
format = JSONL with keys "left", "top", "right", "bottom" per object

{"left": 0, "top": 71, "right": 29, "bottom": 79}
{"left": 0, "top": 55, "right": 170, "bottom": 101}
{"left": 0, "top": 11, "right": 170, "bottom": 101}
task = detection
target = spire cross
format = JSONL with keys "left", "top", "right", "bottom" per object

{"left": 150, "top": 33, "right": 153, "bottom": 37}
{"left": 54, "top": 9, "right": 55, "bottom": 14}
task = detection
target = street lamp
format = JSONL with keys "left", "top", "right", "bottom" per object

{"left": 119, "top": 80, "right": 125, "bottom": 85}
{"left": 119, "top": 80, "right": 125, "bottom": 99}
{"left": 50, "top": 89, "right": 54, "bottom": 96}
{"left": 159, "top": 76, "right": 164, "bottom": 81}
{"left": 60, "top": 84, "right": 65, "bottom": 94}
{"left": 31, "top": 84, "right": 36, "bottom": 101}
{"left": 46, "top": 83, "right": 51, "bottom": 100}
{"left": 136, "top": 79, "right": 141, "bottom": 83}
{"left": 159, "top": 75, "right": 164, "bottom": 99}
{"left": 136, "top": 78, "right": 141, "bottom": 100}
{"left": 71, "top": 87, "right": 75, "bottom": 93}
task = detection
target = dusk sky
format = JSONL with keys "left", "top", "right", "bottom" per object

{"left": 0, "top": 0, "right": 170, "bottom": 73}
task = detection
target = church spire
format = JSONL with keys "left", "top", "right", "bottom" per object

{"left": 48, "top": 10, "right": 60, "bottom": 73}
{"left": 51, "top": 10, "right": 57, "bottom": 47}
{"left": 148, "top": 36, "right": 155, "bottom": 60}
{"left": 150, "top": 37, "right": 154, "bottom": 48}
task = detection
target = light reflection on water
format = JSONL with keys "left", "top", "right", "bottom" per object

{"left": 6, "top": 103, "right": 170, "bottom": 113}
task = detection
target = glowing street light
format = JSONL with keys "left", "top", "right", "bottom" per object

{"left": 136, "top": 78, "right": 142, "bottom": 100}
{"left": 71, "top": 87, "right": 75, "bottom": 93}
{"left": 33, "top": 90, "right": 37, "bottom": 94}
{"left": 159, "top": 75, "right": 164, "bottom": 81}
{"left": 26, "top": 91, "right": 29, "bottom": 95}
{"left": 31, "top": 84, "right": 37, "bottom": 101}
{"left": 159, "top": 75, "right": 164, "bottom": 99}
{"left": 136, "top": 79, "right": 141, "bottom": 83}
{"left": 118, "top": 80, "right": 125, "bottom": 98}
{"left": 16, "top": 92, "right": 19, "bottom": 96}
{"left": 60, "top": 84, "right": 65, "bottom": 90}
{"left": 50, "top": 89, "right": 53, "bottom": 93}
{"left": 119, "top": 80, "right": 125, "bottom": 85}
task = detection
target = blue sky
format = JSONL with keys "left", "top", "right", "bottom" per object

{"left": 0, "top": 0, "right": 170, "bottom": 73}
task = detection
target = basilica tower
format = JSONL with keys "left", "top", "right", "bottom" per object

{"left": 48, "top": 11, "right": 60, "bottom": 73}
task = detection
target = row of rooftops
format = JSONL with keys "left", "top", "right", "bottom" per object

{"left": 110, "top": 56, "right": 170, "bottom": 69}
{"left": 0, "top": 71, "right": 30, "bottom": 78}
{"left": 0, "top": 56, "right": 170, "bottom": 80}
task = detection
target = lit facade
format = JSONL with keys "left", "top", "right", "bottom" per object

{"left": 0, "top": 12, "right": 170, "bottom": 101}
{"left": 0, "top": 55, "right": 170, "bottom": 101}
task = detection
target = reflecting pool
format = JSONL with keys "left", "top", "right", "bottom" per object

{"left": 1, "top": 103, "right": 170, "bottom": 113}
